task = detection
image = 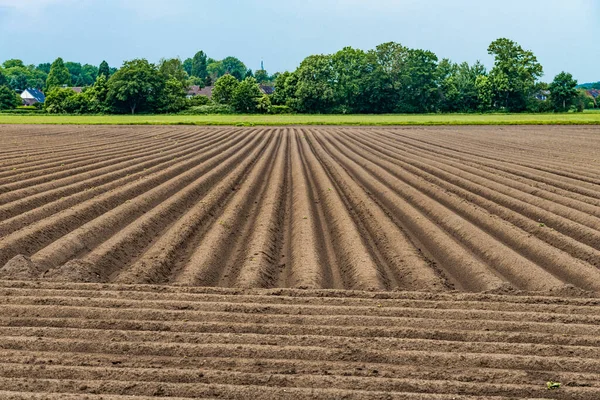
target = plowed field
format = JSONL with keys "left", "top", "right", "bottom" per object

{"left": 1, "top": 125, "right": 599, "bottom": 398}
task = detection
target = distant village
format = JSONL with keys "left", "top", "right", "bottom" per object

{"left": 19, "top": 83, "right": 276, "bottom": 106}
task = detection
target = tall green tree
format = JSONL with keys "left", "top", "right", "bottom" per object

{"left": 46, "top": 57, "right": 72, "bottom": 90}
{"left": 191, "top": 51, "right": 208, "bottom": 79}
{"left": 107, "top": 59, "right": 165, "bottom": 114}
{"left": 367, "top": 42, "right": 410, "bottom": 113}
{"left": 438, "top": 60, "right": 486, "bottom": 112}
{"left": 330, "top": 47, "right": 373, "bottom": 113}
{"left": 183, "top": 58, "right": 193, "bottom": 76}
{"left": 159, "top": 58, "right": 188, "bottom": 85}
{"left": 231, "top": 77, "right": 262, "bottom": 113}
{"left": 158, "top": 58, "right": 188, "bottom": 113}
{"left": 221, "top": 57, "right": 247, "bottom": 81}
{"left": 98, "top": 61, "right": 110, "bottom": 79}
{"left": 212, "top": 74, "right": 240, "bottom": 104}
{"left": 254, "top": 69, "right": 269, "bottom": 83}
{"left": 3, "top": 59, "right": 24, "bottom": 69}
{"left": 65, "top": 62, "right": 82, "bottom": 82}
{"left": 86, "top": 74, "right": 110, "bottom": 113}
{"left": 0, "top": 68, "right": 6, "bottom": 87}
{"left": 272, "top": 71, "right": 298, "bottom": 108}
{"left": 487, "top": 38, "right": 543, "bottom": 111}
{"left": 397, "top": 48, "right": 439, "bottom": 113}
{"left": 0, "top": 85, "right": 19, "bottom": 110}
{"left": 36, "top": 63, "right": 51, "bottom": 74}
{"left": 549, "top": 71, "right": 578, "bottom": 112}
{"left": 44, "top": 87, "right": 89, "bottom": 114}
{"left": 294, "top": 54, "right": 335, "bottom": 113}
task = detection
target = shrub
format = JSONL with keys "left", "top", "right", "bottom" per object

{"left": 0, "top": 108, "right": 44, "bottom": 114}
{"left": 180, "top": 104, "right": 235, "bottom": 115}
{"left": 0, "top": 85, "right": 19, "bottom": 110}
{"left": 269, "top": 105, "right": 293, "bottom": 114}
{"left": 187, "top": 95, "right": 211, "bottom": 107}
{"left": 231, "top": 77, "right": 262, "bottom": 113}
{"left": 256, "top": 94, "right": 271, "bottom": 114}
{"left": 45, "top": 88, "right": 90, "bottom": 114}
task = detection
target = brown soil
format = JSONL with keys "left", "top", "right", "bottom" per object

{"left": 1, "top": 124, "right": 600, "bottom": 398}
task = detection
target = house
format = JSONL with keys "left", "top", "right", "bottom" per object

{"left": 534, "top": 90, "right": 550, "bottom": 101}
{"left": 187, "top": 85, "right": 214, "bottom": 99}
{"left": 20, "top": 88, "right": 45, "bottom": 106}
{"left": 67, "top": 87, "right": 84, "bottom": 93}
{"left": 259, "top": 85, "right": 275, "bottom": 95}
{"left": 587, "top": 89, "right": 600, "bottom": 99}
{"left": 587, "top": 89, "right": 600, "bottom": 107}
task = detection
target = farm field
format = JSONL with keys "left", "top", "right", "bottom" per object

{"left": 1, "top": 111, "right": 600, "bottom": 126}
{"left": 1, "top": 124, "right": 600, "bottom": 398}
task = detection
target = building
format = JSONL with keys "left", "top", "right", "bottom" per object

{"left": 67, "top": 87, "right": 84, "bottom": 93}
{"left": 534, "top": 90, "right": 550, "bottom": 101}
{"left": 587, "top": 89, "right": 600, "bottom": 107}
{"left": 20, "top": 88, "right": 45, "bottom": 106}
{"left": 259, "top": 85, "right": 275, "bottom": 95}
{"left": 187, "top": 85, "right": 214, "bottom": 99}
{"left": 587, "top": 89, "right": 600, "bottom": 99}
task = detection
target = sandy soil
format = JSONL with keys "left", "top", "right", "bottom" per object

{"left": 0, "top": 124, "right": 599, "bottom": 398}
{"left": 1, "top": 125, "right": 600, "bottom": 293}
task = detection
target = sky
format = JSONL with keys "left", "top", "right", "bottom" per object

{"left": 0, "top": 0, "right": 598, "bottom": 82}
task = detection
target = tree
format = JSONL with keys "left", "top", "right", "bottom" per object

{"left": 46, "top": 57, "right": 72, "bottom": 89}
{"left": 0, "top": 85, "right": 19, "bottom": 110}
{"left": 191, "top": 51, "right": 208, "bottom": 79}
{"left": 107, "top": 59, "right": 165, "bottom": 114}
{"left": 272, "top": 71, "right": 293, "bottom": 105}
{"left": 86, "top": 74, "right": 111, "bottom": 113}
{"left": 159, "top": 58, "right": 188, "bottom": 85}
{"left": 159, "top": 78, "right": 188, "bottom": 113}
{"left": 221, "top": 57, "right": 247, "bottom": 80}
{"left": 1, "top": 63, "right": 41, "bottom": 91}
{"left": 0, "top": 68, "right": 6, "bottom": 87}
{"left": 573, "top": 89, "right": 595, "bottom": 112}
{"left": 396, "top": 49, "right": 439, "bottom": 113}
{"left": 207, "top": 59, "right": 225, "bottom": 80}
{"left": 330, "top": 47, "right": 373, "bottom": 113}
{"left": 231, "top": 77, "right": 262, "bottom": 113}
{"left": 183, "top": 58, "right": 193, "bottom": 76}
{"left": 9, "top": 73, "right": 28, "bottom": 92}
{"left": 212, "top": 74, "right": 240, "bottom": 104}
{"left": 80, "top": 64, "right": 99, "bottom": 85}
{"left": 65, "top": 62, "right": 82, "bottom": 82}
{"left": 254, "top": 69, "right": 269, "bottom": 83}
{"left": 36, "top": 63, "right": 51, "bottom": 74}
{"left": 438, "top": 60, "right": 486, "bottom": 112}
{"left": 487, "top": 38, "right": 543, "bottom": 111}
{"left": 98, "top": 61, "right": 110, "bottom": 79}
{"left": 549, "top": 71, "right": 578, "bottom": 112}
{"left": 256, "top": 94, "right": 271, "bottom": 114}
{"left": 45, "top": 87, "right": 89, "bottom": 114}
{"left": 158, "top": 58, "right": 188, "bottom": 113}
{"left": 3, "top": 59, "right": 24, "bottom": 69}
{"left": 294, "top": 54, "right": 335, "bottom": 113}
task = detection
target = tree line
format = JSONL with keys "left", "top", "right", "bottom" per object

{"left": 272, "top": 38, "right": 593, "bottom": 114}
{"left": 0, "top": 39, "right": 595, "bottom": 114}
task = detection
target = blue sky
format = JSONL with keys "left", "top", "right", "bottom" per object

{"left": 0, "top": 0, "right": 598, "bottom": 82}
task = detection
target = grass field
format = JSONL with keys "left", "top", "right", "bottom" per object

{"left": 1, "top": 111, "right": 600, "bottom": 125}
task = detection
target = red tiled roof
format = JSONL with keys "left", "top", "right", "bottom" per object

{"left": 187, "top": 85, "right": 213, "bottom": 97}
